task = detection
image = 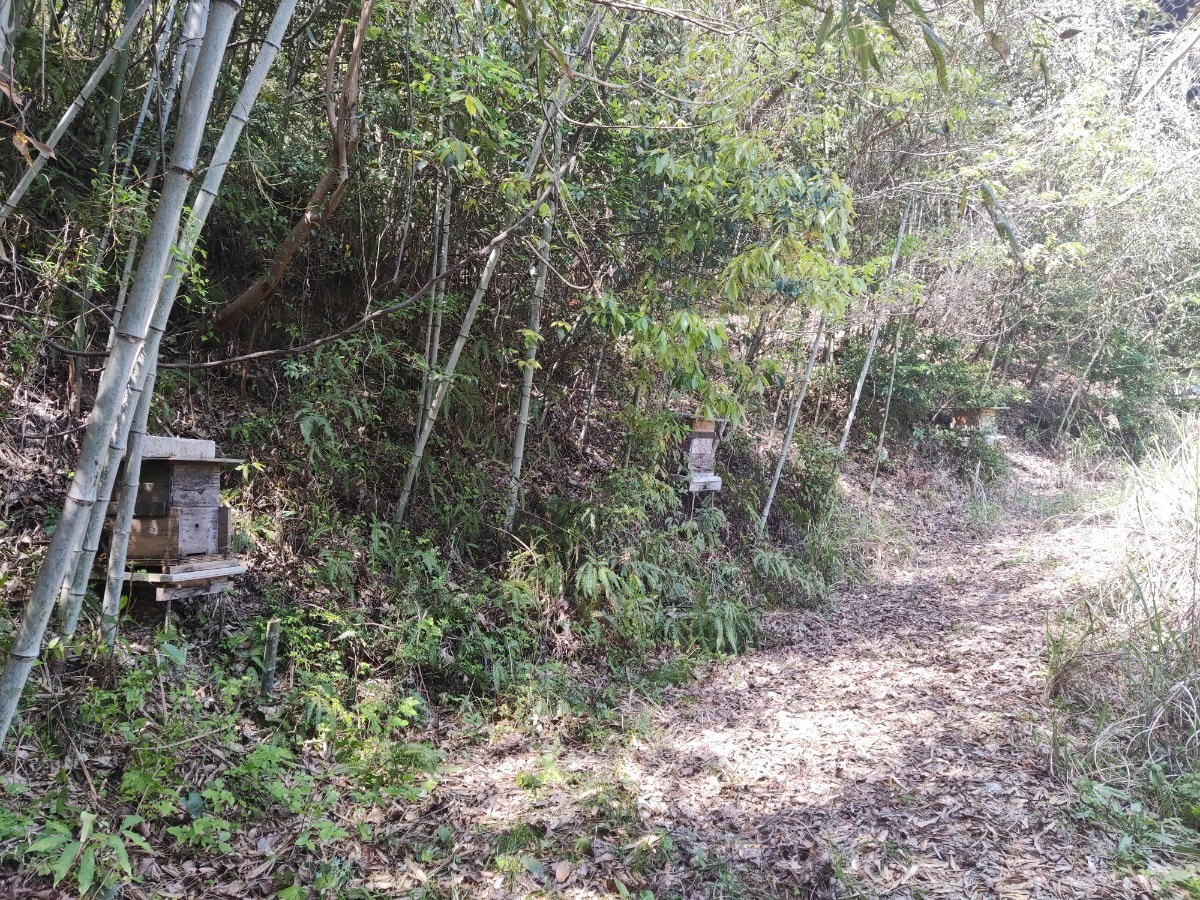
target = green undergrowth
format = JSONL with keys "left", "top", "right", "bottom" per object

{"left": 1, "top": 625, "right": 439, "bottom": 897}
{"left": 5, "top": 342, "right": 889, "bottom": 895}
{"left": 1046, "top": 414, "right": 1200, "bottom": 888}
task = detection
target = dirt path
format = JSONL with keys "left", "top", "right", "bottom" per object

{"left": 385, "top": 454, "right": 1133, "bottom": 898}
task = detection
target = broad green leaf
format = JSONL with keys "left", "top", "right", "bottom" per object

{"left": 921, "top": 24, "right": 950, "bottom": 93}
{"left": 77, "top": 847, "right": 96, "bottom": 895}
{"left": 52, "top": 841, "right": 80, "bottom": 886}
{"left": 159, "top": 642, "right": 186, "bottom": 665}
{"left": 110, "top": 836, "right": 132, "bottom": 876}
{"left": 26, "top": 833, "right": 71, "bottom": 854}
{"left": 973, "top": 0, "right": 985, "bottom": 23}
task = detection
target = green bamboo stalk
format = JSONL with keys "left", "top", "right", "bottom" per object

{"left": 0, "top": 0, "right": 240, "bottom": 746}
{"left": 101, "top": 0, "right": 300, "bottom": 648}
{"left": 760, "top": 315, "right": 825, "bottom": 533}
{"left": 503, "top": 105, "right": 561, "bottom": 534}
{"left": 395, "top": 12, "right": 601, "bottom": 524}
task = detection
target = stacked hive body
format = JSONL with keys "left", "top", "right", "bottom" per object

{"left": 107, "top": 436, "right": 245, "bottom": 602}
{"left": 950, "top": 407, "right": 1005, "bottom": 446}
{"left": 682, "top": 414, "right": 723, "bottom": 493}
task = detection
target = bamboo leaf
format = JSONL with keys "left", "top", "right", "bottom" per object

{"left": 848, "top": 23, "right": 871, "bottom": 78}
{"left": 815, "top": 5, "right": 836, "bottom": 50}
{"left": 921, "top": 24, "right": 950, "bottom": 93}
{"left": 900, "top": 0, "right": 930, "bottom": 24}
{"left": 973, "top": 0, "right": 985, "bottom": 23}
{"left": 958, "top": 182, "right": 969, "bottom": 217}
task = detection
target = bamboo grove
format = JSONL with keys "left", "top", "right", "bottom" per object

{"left": 0, "top": 0, "right": 1199, "bottom": 889}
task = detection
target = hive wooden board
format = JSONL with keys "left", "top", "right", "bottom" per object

{"left": 126, "top": 507, "right": 224, "bottom": 560}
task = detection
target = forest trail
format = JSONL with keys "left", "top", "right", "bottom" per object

{"left": 393, "top": 453, "right": 1133, "bottom": 899}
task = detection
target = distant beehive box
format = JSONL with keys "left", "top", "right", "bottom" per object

{"left": 682, "top": 414, "right": 723, "bottom": 493}
{"left": 107, "top": 436, "right": 246, "bottom": 602}
{"left": 950, "top": 406, "right": 1005, "bottom": 445}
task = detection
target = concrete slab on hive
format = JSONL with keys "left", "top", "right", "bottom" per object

{"left": 141, "top": 436, "right": 216, "bottom": 461}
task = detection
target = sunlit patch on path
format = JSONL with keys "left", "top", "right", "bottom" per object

{"left": 388, "top": 456, "right": 1134, "bottom": 898}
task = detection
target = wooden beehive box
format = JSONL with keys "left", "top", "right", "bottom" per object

{"left": 108, "top": 436, "right": 246, "bottom": 602}
{"left": 950, "top": 406, "right": 1004, "bottom": 445}
{"left": 679, "top": 413, "right": 724, "bottom": 493}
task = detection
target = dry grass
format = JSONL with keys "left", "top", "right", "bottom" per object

{"left": 1048, "top": 414, "right": 1200, "bottom": 782}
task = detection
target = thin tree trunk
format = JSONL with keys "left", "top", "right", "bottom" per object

{"left": 836, "top": 201, "right": 909, "bottom": 455}
{"left": 100, "top": 0, "right": 299, "bottom": 649}
{"left": 869, "top": 317, "right": 906, "bottom": 501}
{"left": 211, "top": 0, "right": 377, "bottom": 334}
{"left": 759, "top": 314, "right": 824, "bottom": 533}
{"left": 0, "top": 0, "right": 239, "bottom": 745}
{"left": 839, "top": 311, "right": 884, "bottom": 453}
{"left": 811, "top": 326, "right": 833, "bottom": 427}
{"left": 1134, "top": 25, "right": 1200, "bottom": 104}
{"left": 383, "top": 0, "right": 416, "bottom": 288}
{"left": 0, "top": 0, "right": 153, "bottom": 227}
{"left": 421, "top": 174, "right": 452, "bottom": 429}
{"left": 0, "top": 0, "right": 17, "bottom": 78}
{"left": 503, "top": 110, "right": 561, "bottom": 533}
{"left": 1056, "top": 329, "right": 1108, "bottom": 445}
{"left": 416, "top": 176, "right": 445, "bottom": 439}
{"left": 578, "top": 347, "right": 603, "bottom": 445}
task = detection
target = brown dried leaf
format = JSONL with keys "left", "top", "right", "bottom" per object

{"left": 0, "top": 75, "right": 23, "bottom": 107}
{"left": 11, "top": 132, "right": 32, "bottom": 168}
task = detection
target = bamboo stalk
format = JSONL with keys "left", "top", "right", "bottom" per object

{"left": 395, "top": 13, "right": 601, "bottom": 525}
{"left": 0, "top": 0, "right": 240, "bottom": 746}
{"left": 416, "top": 177, "right": 445, "bottom": 440}
{"left": 101, "top": 0, "right": 300, "bottom": 649}
{"left": 578, "top": 347, "right": 604, "bottom": 445}
{"left": 503, "top": 97, "right": 563, "bottom": 534}
{"left": 179, "top": 0, "right": 210, "bottom": 103}
{"left": 869, "top": 317, "right": 907, "bottom": 501}
{"left": 98, "top": 0, "right": 138, "bottom": 172}
{"left": 260, "top": 619, "right": 282, "bottom": 696}
{"left": 839, "top": 311, "right": 884, "bottom": 454}
{"left": 0, "top": 0, "right": 153, "bottom": 226}
{"left": 56, "top": 12, "right": 187, "bottom": 638}
{"left": 759, "top": 315, "right": 825, "bottom": 533}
